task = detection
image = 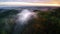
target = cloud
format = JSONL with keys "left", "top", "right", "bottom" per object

{"left": 0, "top": 2, "right": 60, "bottom": 6}
{"left": 0, "top": 0, "right": 60, "bottom": 7}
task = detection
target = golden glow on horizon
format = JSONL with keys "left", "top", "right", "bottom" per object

{"left": 0, "top": 2, "right": 60, "bottom": 6}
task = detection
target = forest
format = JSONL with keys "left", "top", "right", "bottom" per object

{"left": 0, "top": 7, "right": 60, "bottom": 34}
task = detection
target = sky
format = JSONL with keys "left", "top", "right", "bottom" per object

{"left": 0, "top": 0, "right": 52, "bottom": 2}
{"left": 0, "top": 0, "right": 60, "bottom": 7}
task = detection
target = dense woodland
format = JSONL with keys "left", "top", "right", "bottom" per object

{"left": 0, "top": 8, "right": 60, "bottom": 34}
